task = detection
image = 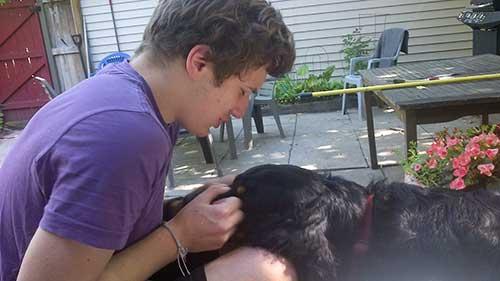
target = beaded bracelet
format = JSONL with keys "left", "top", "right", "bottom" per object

{"left": 162, "top": 221, "right": 191, "bottom": 276}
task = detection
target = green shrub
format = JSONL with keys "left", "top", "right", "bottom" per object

{"left": 275, "top": 65, "right": 343, "bottom": 104}
{"left": 342, "top": 28, "right": 373, "bottom": 74}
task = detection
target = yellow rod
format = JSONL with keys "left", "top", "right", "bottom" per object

{"left": 308, "top": 73, "right": 500, "bottom": 98}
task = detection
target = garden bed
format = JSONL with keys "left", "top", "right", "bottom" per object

{"left": 260, "top": 95, "right": 358, "bottom": 116}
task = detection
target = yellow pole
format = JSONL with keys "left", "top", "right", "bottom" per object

{"left": 299, "top": 73, "right": 500, "bottom": 99}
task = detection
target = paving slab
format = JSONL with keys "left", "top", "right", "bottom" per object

{"left": 381, "top": 165, "right": 405, "bottom": 183}
{"left": 349, "top": 107, "right": 431, "bottom": 140}
{"left": 221, "top": 136, "right": 292, "bottom": 174}
{"left": 295, "top": 113, "right": 352, "bottom": 135}
{"left": 290, "top": 135, "right": 367, "bottom": 170}
{"left": 290, "top": 112, "right": 367, "bottom": 170}
{"left": 3, "top": 108, "right": 496, "bottom": 194}
{"left": 419, "top": 115, "right": 483, "bottom": 135}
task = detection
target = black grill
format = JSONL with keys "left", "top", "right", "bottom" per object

{"left": 458, "top": 0, "right": 500, "bottom": 55}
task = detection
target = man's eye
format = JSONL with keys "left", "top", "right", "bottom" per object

{"left": 241, "top": 90, "right": 246, "bottom": 96}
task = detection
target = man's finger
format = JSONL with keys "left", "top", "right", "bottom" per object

{"left": 205, "top": 174, "right": 236, "bottom": 186}
{"left": 225, "top": 209, "right": 244, "bottom": 230}
{"left": 196, "top": 184, "right": 231, "bottom": 203}
{"left": 212, "top": 196, "right": 242, "bottom": 212}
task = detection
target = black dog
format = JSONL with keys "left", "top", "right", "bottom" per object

{"left": 153, "top": 164, "right": 500, "bottom": 281}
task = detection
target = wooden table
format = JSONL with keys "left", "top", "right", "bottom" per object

{"left": 360, "top": 54, "right": 500, "bottom": 169}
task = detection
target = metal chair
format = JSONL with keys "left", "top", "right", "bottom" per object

{"left": 341, "top": 28, "right": 409, "bottom": 120}
{"left": 248, "top": 78, "right": 285, "bottom": 139}
{"left": 220, "top": 78, "right": 285, "bottom": 151}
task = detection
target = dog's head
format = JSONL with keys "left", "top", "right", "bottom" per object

{"left": 163, "top": 164, "right": 370, "bottom": 281}
{"left": 165, "top": 164, "right": 369, "bottom": 245}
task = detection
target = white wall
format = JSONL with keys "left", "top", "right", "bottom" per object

{"left": 80, "top": 0, "right": 157, "bottom": 71}
{"left": 270, "top": 0, "right": 472, "bottom": 77}
{"left": 81, "top": 0, "right": 472, "bottom": 76}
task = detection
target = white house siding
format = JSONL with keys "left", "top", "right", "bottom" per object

{"left": 80, "top": 0, "right": 157, "bottom": 71}
{"left": 270, "top": 0, "right": 472, "bottom": 77}
{"left": 81, "top": 0, "right": 472, "bottom": 76}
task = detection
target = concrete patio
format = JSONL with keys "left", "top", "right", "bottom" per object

{"left": 167, "top": 106, "right": 500, "bottom": 196}
{"left": 1, "top": 106, "right": 499, "bottom": 198}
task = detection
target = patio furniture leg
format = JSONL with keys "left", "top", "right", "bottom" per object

{"left": 341, "top": 81, "right": 348, "bottom": 115}
{"left": 271, "top": 100, "right": 285, "bottom": 138}
{"left": 206, "top": 134, "right": 223, "bottom": 177}
{"left": 219, "top": 122, "right": 225, "bottom": 142}
{"left": 365, "top": 92, "right": 379, "bottom": 169}
{"left": 226, "top": 118, "right": 237, "bottom": 159}
{"left": 403, "top": 110, "right": 417, "bottom": 159}
{"left": 253, "top": 105, "right": 264, "bottom": 133}
{"left": 482, "top": 113, "right": 489, "bottom": 125}
{"left": 357, "top": 92, "right": 366, "bottom": 121}
{"left": 197, "top": 137, "right": 214, "bottom": 164}
{"left": 243, "top": 96, "right": 255, "bottom": 149}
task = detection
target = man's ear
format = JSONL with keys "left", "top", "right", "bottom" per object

{"left": 185, "top": 44, "right": 212, "bottom": 81}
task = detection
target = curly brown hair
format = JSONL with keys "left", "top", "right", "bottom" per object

{"left": 136, "top": 0, "right": 295, "bottom": 86}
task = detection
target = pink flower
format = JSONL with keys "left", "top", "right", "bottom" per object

{"left": 413, "top": 163, "right": 422, "bottom": 172}
{"left": 413, "top": 164, "right": 422, "bottom": 172}
{"left": 446, "top": 136, "right": 460, "bottom": 148}
{"left": 450, "top": 177, "right": 466, "bottom": 190}
{"left": 485, "top": 133, "right": 500, "bottom": 146}
{"left": 453, "top": 166, "right": 468, "bottom": 178}
{"left": 466, "top": 143, "right": 481, "bottom": 157}
{"left": 458, "top": 153, "right": 471, "bottom": 167}
{"left": 452, "top": 157, "right": 461, "bottom": 169}
{"left": 436, "top": 147, "right": 448, "bottom": 159}
{"left": 479, "top": 150, "right": 486, "bottom": 158}
{"left": 486, "top": 148, "right": 499, "bottom": 160}
{"left": 427, "top": 158, "right": 438, "bottom": 169}
{"left": 478, "top": 163, "right": 495, "bottom": 177}
{"left": 426, "top": 148, "right": 434, "bottom": 157}
{"left": 471, "top": 135, "right": 482, "bottom": 144}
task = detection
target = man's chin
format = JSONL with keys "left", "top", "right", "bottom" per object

{"left": 179, "top": 123, "right": 209, "bottom": 137}
{"left": 193, "top": 128, "right": 210, "bottom": 138}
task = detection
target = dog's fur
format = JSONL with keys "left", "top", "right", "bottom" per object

{"left": 153, "top": 164, "right": 500, "bottom": 281}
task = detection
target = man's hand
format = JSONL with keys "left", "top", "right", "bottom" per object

{"left": 205, "top": 174, "right": 236, "bottom": 186}
{"left": 167, "top": 184, "right": 244, "bottom": 252}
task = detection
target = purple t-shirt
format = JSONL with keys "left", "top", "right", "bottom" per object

{"left": 0, "top": 62, "right": 179, "bottom": 281}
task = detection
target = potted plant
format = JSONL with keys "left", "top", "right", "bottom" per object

{"left": 341, "top": 27, "right": 373, "bottom": 74}
{"left": 401, "top": 124, "right": 500, "bottom": 190}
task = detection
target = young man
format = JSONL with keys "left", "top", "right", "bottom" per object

{"left": 0, "top": 0, "right": 295, "bottom": 281}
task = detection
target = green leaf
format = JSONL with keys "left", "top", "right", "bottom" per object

{"left": 296, "top": 65, "right": 309, "bottom": 79}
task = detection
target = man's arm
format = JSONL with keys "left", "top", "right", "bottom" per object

{"left": 17, "top": 185, "right": 243, "bottom": 281}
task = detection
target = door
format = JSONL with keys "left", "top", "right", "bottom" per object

{"left": 0, "top": 0, "right": 52, "bottom": 123}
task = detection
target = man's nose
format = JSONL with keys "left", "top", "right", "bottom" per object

{"left": 231, "top": 97, "right": 250, "bottom": 119}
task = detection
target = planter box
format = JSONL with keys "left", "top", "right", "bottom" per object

{"left": 260, "top": 95, "right": 358, "bottom": 116}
